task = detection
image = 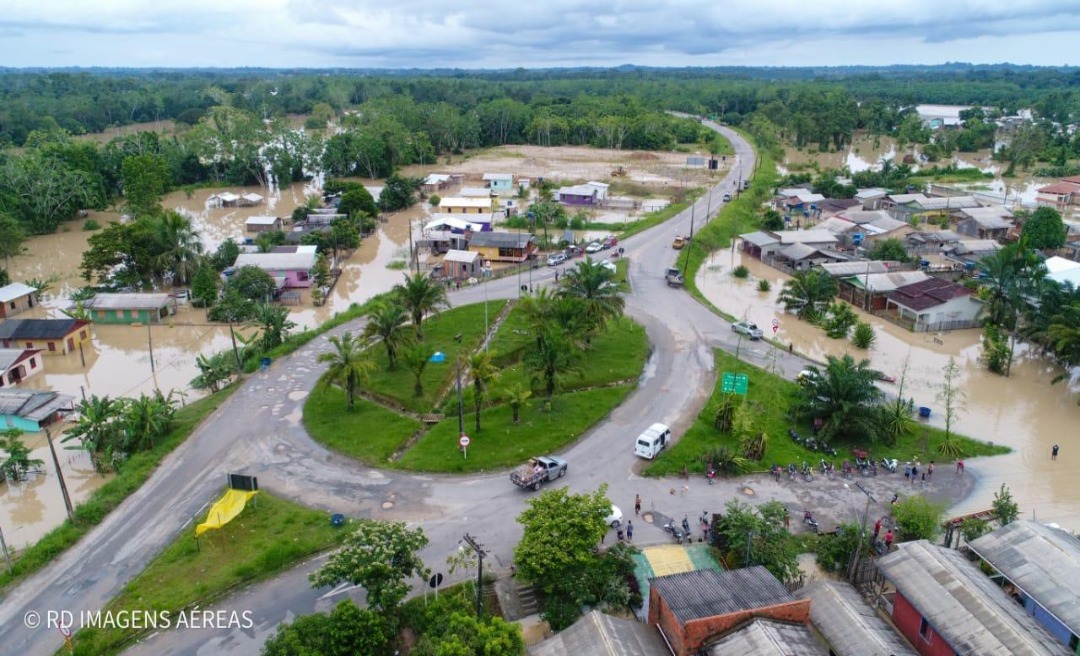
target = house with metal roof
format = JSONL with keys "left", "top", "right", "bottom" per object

{"left": 82, "top": 293, "right": 177, "bottom": 324}
{"left": 740, "top": 231, "right": 781, "bottom": 258}
{"left": 0, "top": 348, "right": 44, "bottom": 388}
{"left": 884, "top": 278, "right": 982, "bottom": 332}
{"left": 956, "top": 206, "right": 1015, "bottom": 240}
{"left": 481, "top": 173, "right": 514, "bottom": 194}
{"left": 648, "top": 567, "right": 811, "bottom": 656}
{"left": 421, "top": 173, "right": 453, "bottom": 193}
{"left": 969, "top": 520, "right": 1080, "bottom": 652}
{"left": 839, "top": 270, "right": 931, "bottom": 311}
{"left": 440, "top": 250, "right": 482, "bottom": 280}
{"left": 0, "top": 388, "right": 74, "bottom": 431}
{"left": 529, "top": 610, "right": 669, "bottom": 656}
{"left": 796, "top": 580, "right": 915, "bottom": 656}
{"left": 233, "top": 248, "right": 318, "bottom": 288}
{"left": 244, "top": 215, "right": 283, "bottom": 233}
{"left": 467, "top": 231, "right": 536, "bottom": 263}
{"left": 1036, "top": 178, "right": 1080, "bottom": 210}
{"left": 877, "top": 540, "right": 1067, "bottom": 656}
{"left": 439, "top": 196, "right": 497, "bottom": 214}
{"left": 558, "top": 184, "right": 602, "bottom": 206}
{"left": 702, "top": 617, "right": 826, "bottom": 655}
{"left": 818, "top": 261, "right": 892, "bottom": 278}
{"left": 0, "top": 283, "right": 39, "bottom": 319}
{"left": 0, "top": 319, "right": 92, "bottom": 355}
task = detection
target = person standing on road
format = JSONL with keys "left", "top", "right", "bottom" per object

{"left": 873, "top": 517, "right": 882, "bottom": 541}
{"left": 626, "top": 521, "right": 634, "bottom": 543}
{"left": 956, "top": 459, "right": 965, "bottom": 475}
{"left": 788, "top": 343, "right": 794, "bottom": 354}
{"left": 634, "top": 494, "right": 641, "bottom": 516}
{"left": 1052, "top": 444, "right": 1060, "bottom": 460}
{"left": 884, "top": 530, "right": 894, "bottom": 550}
{"left": 928, "top": 461, "right": 935, "bottom": 480}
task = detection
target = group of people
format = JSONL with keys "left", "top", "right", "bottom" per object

{"left": 904, "top": 460, "right": 935, "bottom": 485}
{"left": 873, "top": 517, "right": 894, "bottom": 551}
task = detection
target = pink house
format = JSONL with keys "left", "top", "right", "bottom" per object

{"left": 233, "top": 246, "right": 318, "bottom": 289}
{"left": 0, "top": 348, "right": 44, "bottom": 388}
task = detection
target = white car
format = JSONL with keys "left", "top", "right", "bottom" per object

{"left": 585, "top": 242, "right": 603, "bottom": 254}
{"left": 547, "top": 253, "right": 568, "bottom": 266}
{"left": 597, "top": 259, "right": 617, "bottom": 273}
{"left": 732, "top": 321, "right": 763, "bottom": 340}
{"left": 605, "top": 505, "right": 624, "bottom": 528}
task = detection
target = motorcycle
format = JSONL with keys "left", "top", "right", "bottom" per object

{"left": 662, "top": 519, "right": 686, "bottom": 544}
{"left": 800, "top": 461, "right": 814, "bottom": 482}
{"left": 880, "top": 457, "right": 899, "bottom": 473}
{"left": 821, "top": 443, "right": 838, "bottom": 457}
{"left": 841, "top": 461, "right": 855, "bottom": 480}
{"left": 819, "top": 459, "right": 835, "bottom": 481}
{"left": 787, "top": 463, "right": 798, "bottom": 481}
{"left": 682, "top": 516, "right": 691, "bottom": 537}
{"left": 803, "top": 510, "right": 820, "bottom": 533}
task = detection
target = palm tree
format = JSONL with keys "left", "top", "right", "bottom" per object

{"left": 559, "top": 259, "right": 625, "bottom": 335}
{"left": 363, "top": 302, "right": 412, "bottom": 369}
{"left": 252, "top": 303, "right": 297, "bottom": 352}
{"left": 777, "top": 270, "right": 836, "bottom": 320}
{"left": 154, "top": 211, "right": 205, "bottom": 285}
{"left": 525, "top": 324, "right": 582, "bottom": 402}
{"left": 795, "top": 354, "right": 884, "bottom": 442}
{"left": 502, "top": 384, "right": 532, "bottom": 424}
{"left": 400, "top": 341, "right": 435, "bottom": 397}
{"left": 395, "top": 272, "right": 449, "bottom": 339}
{"left": 468, "top": 350, "right": 499, "bottom": 431}
{"left": 317, "top": 331, "right": 376, "bottom": 410}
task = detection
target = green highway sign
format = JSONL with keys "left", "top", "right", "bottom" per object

{"left": 721, "top": 372, "right": 749, "bottom": 395}
{"left": 734, "top": 374, "right": 749, "bottom": 395}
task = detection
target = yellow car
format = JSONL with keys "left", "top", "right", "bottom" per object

{"left": 672, "top": 236, "right": 686, "bottom": 250}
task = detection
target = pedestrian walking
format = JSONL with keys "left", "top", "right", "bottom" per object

{"left": 784, "top": 509, "right": 790, "bottom": 530}
{"left": 626, "top": 521, "right": 634, "bottom": 543}
{"left": 956, "top": 459, "right": 965, "bottom": 475}
{"left": 928, "top": 461, "right": 935, "bottom": 480}
{"left": 554, "top": 270, "right": 559, "bottom": 282}
{"left": 634, "top": 494, "right": 641, "bottom": 516}
{"left": 681, "top": 465, "right": 688, "bottom": 480}
{"left": 873, "top": 518, "right": 882, "bottom": 540}
{"left": 884, "top": 530, "right": 894, "bottom": 550}
{"left": 910, "top": 464, "right": 919, "bottom": 486}
{"left": 1052, "top": 444, "right": 1060, "bottom": 460}
{"left": 788, "top": 343, "right": 794, "bottom": 354}
{"left": 904, "top": 463, "right": 912, "bottom": 481}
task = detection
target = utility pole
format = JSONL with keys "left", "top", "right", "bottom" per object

{"left": 848, "top": 482, "right": 876, "bottom": 582}
{"left": 44, "top": 427, "right": 75, "bottom": 523}
{"left": 681, "top": 199, "right": 696, "bottom": 277}
{"left": 461, "top": 533, "right": 487, "bottom": 616}
{"left": 228, "top": 315, "right": 243, "bottom": 376}
{"left": 454, "top": 334, "right": 465, "bottom": 437}
{"left": 0, "top": 521, "right": 12, "bottom": 573}
{"left": 147, "top": 321, "right": 155, "bottom": 374}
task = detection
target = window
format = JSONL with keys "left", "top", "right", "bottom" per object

{"left": 26, "top": 342, "right": 33, "bottom": 349}
{"left": 8, "top": 301, "right": 14, "bottom": 309}
{"left": 29, "top": 358, "right": 36, "bottom": 369}
{"left": 919, "top": 617, "right": 931, "bottom": 643}
{"left": 47, "top": 342, "right": 56, "bottom": 352}
{"left": 80, "top": 330, "right": 87, "bottom": 339}
{"left": 297, "top": 271, "right": 309, "bottom": 281}
{"left": 97, "top": 311, "right": 106, "bottom": 319}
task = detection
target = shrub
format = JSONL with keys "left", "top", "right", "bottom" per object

{"left": 732, "top": 265, "right": 750, "bottom": 279}
{"left": 757, "top": 279, "right": 771, "bottom": 292}
{"left": 851, "top": 322, "right": 876, "bottom": 349}
{"left": 83, "top": 218, "right": 101, "bottom": 231}
{"left": 428, "top": 194, "right": 441, "bottom": 207}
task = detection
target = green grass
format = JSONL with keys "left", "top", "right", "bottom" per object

{"left": 645, "top": 350, "right": 1008, "bottom": 477}
{"left": 361, "top": 301, "right": 508, "bottom": 413}
{"left": 614, "top": 257, "right": 630, "bottom": 292}
{"left": 303, "top": 387, "right": 422, "bottom": 464}
{"left": 70, "top": 493, "right": 349, "bottom": 656}
{"left": 618, "top": 188, "right": 704, "bottom": 239}
{"left": 0, "top": 385, "right": 239, "bottom": 592}
{"left": 395, "top": 385, "right": 634, "bottom": 472}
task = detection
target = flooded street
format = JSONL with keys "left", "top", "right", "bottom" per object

{"left": 697, "top": 249, "right": 1080, "bottom": 527}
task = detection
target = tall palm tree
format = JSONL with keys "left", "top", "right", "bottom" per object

{"left": 317, "top": 331, "right": 376, "bottom": 410}
{"left": 363, "top": 302, "right": 412, "bottom": 369}
{"left": 502, "top": 384, "right": 533, "bottom": 424}
{"left": 795, "top": 354, "right": 884, "bottom": 442}
{"left": 400, "top": 341, "right": 435, "bottom": 397}
{"left": 559, "top": 259, "right": 625, "bottom": 335}
{"left": 525, "top": 324, "right": 582, "bottom": 402}
{"left": 154, "top": 211, "right": 205, "bottom": 285}
{"left": 395, "top": 272, "right": 449, "bottom": 339}
{"left": 468, "top": 350, "right": 499, "bottom": 431}
{"left": 778, "top": 269, "right": 836, "bottom": 320}
{"left": 252, "top": 303, "right": 297, "bottom": 352}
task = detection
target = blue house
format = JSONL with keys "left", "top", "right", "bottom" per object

{"left": 0, "top": 389, "right": 74, "bottom": 432}
{"left": 482, "top": 173, "right": 514, "bottom": 195}
{"left": 970, "top": 520, "right": 1080, "bottom": 654}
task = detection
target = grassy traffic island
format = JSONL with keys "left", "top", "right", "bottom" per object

{"left": 646, "top": 350, "right": 1009, "bottom": 478}
{"left": 304, "top": 269, "right": 648, "bottom": 473}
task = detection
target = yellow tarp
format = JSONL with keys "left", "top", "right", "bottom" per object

{"left": 195, "top": 489, "right": 257, "bottom": 537}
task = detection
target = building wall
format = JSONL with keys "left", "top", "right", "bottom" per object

{"left": 892, "top": 592, "right": 955, "bottom": 656}
{"left": 1, "top": 414, "right": 40, "bottom": 432}
{"left": 246, "top": 221, "right": 282, "bottom": 233}
{"left": 443, "top": 206, "right": 486, "bottom": 214}
{"left": 559, "top": 193, "right": 595, "bottom": 206}
{"left": 0, "top": 354, "right": 43, "bottom": 387}
{"left": 2, "top": 328, "right": 90, "bottom": 355}
{"left": 0, "top": 293, "right": 37, "bottom": 319}
{"left": 1023, "top": 594, "right": 1077, "bottom": 650}
{"left": 92, "top": 307, "right": 168, "bottom": 324}
{"left": 489, "top": 179, "right": 513, "bottom": 192}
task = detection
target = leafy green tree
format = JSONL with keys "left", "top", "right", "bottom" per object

{"left": 815, "top": 522, "right": 867, "bottom": 573}
{"left": 891, "top": 496, "right": 946, "bottom": 542}
{"left": 851, "top": 321, "right": 876, "bottom": 349}
{"left": 990, "top": 483, "right": 1020, "bottom": 526}
{"left": 190, "top": 351, "right": 235, "bottom": 393}
{"left": 255, "top": 230, "right": 287, "bottom": 253}
{"left": 252, "top": 303, "right": 296, "bottom": 352}
{"left": 823, "top": 301, "right": 858, "bottom": 338}
{"left": 122, "top": 391, "right": 176, "bottom": 452}
{"left": 312, "top": 253, "right": 331, "bottom": 288}
{"left": 309, "top": 519, "right": 429, "bottom": 613}
{"left": 261, "top": 599, "right": 392, "bottom": 656}
{"left": 960, "top": 517, "right": 991, "bottom": 543}
{"left": 1, "top": 148, "right": 97, "bottom": 233}
{"left": 120, "top": 153, "right": 170, "bottom": 216}
{"left": 191, "top": 265, "right": 220, "bottom": 308}
{"left": 363, "top": 302, "right": 412, "bottom": 369}
{"left": 211, "top": 238, "right": 241, "bottom": 272}
{"left": 0, "top": 212, "right": 27, "bottom": 271}
{"left": 410, "top": 611, "right": 524, "bottom": 656}
{"left": 61, "top": 395, "right": 125, "bottom": 472}
{"left": 395, "top": 272, "right": 450, "bottom": 339}
{"left": 867, "top": 237, "right": 910, "bottom": 263}
{"left": 715, "top": 499, "right": 800, "bottom": 582}
{"left": 502, "top": 384, "right": 532, "bottom": 424}
{"left": 338, "top": 186, "right": 378, "bottom": 221}
{"left": 1021, "top": 206, "right": 1067, "bottom": 250}
{"left": 526, "top": 323, "right": 583, "bottom": 402}
{"left": 317, "top": 331, "right": 377, "bottom": 410}
{"left": 378, "top": 173, "right": 421, "bottom": 212}
{"left": 0, "top": 429, "right": 44, "bottom": 483}
{"left": 760, "top": 209, "right": 785, "bottom": 231}
{"left": 208, "top": 288, "right": 257, "bottom": 323}
{"left": 936, "top": 357, "right": 966, "bottom": 455}
{"left": 468, "top": 350, "right": 499, "bottom": 432}
{"left": 778, "top": 269, "right": 836, "bottom": 320}
{"left": 400, "top": 341, "right": 435, "bottom": 397}
{"left": 559, "top": 259, "right": 625, "bottom": 337}
{"left": 153, "top": 210, "right": 204, "bottom": 285}
{"left": 795, "top": 354, "right": 883, "bottom": 442}
{"left": 229, "top": 265, "right": 277, "bottom": 301}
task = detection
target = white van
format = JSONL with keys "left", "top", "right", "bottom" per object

{"left": 634, "top": 423, "right": 672, "bottom": 459}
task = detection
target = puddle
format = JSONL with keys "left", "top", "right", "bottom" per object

{"left": 698, "top": 249, "right": 1080, "bottom": 527}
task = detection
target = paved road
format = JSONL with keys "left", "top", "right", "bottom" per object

{"left": 0, "top": 124, "right": 810, "bottom": 655}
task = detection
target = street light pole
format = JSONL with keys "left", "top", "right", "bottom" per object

{"left": 454, "top": 334, "right": 465, "bottom": 437}
{"left": 848, "top": 482, "right": 876, "bottom": 582}
{"left": 461, "top": 533, "right": 487, "bottom": 616}
{"left": 681, "top": 198, "right": 697, "bottom": 277}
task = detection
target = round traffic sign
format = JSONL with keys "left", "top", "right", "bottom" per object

{"left": 459, "top": 434, "right": 471, "bottom": 448}
{"left": 771, "top": 318, "right": 779, "bottom": 328}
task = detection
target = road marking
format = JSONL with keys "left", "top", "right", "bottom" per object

{"left": 318, "top": 582, "right": 362, "bottom": 600}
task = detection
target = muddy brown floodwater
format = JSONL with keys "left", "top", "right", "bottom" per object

{"left": 697, "top": 249, "right": 1080, "bottom": 527}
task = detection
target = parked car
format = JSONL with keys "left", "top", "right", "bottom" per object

{"left": 732, "top": 321, "right": 763, "bottom": 340}
{"left": 665, "top": 267, "right": 685, "bottom": 287}
{"left": 742, "top": 179, "right": 751, "bottom": 190}
{"left": 510, "top": 455, "right": 568, "bottom": 491}
{"left": 602, "top": 236, "right": 618, "bottom": 249}
{"left": 597, "top": 259, "right": 617, "bottom": 273}
{"left": 722, "top": 193, "right": 732, "bottom": 202}
{"left": 672, "top": 236, "right": 686, "bottom": 250}
{"left": 604, "top": 505, "right": 624, "bottom": 528}
{"left": 547, "top": 253, "right": 568, "bottom": 266}
{"left": 585, "top": 242, "right": 604, "bottom": 254}
{"left": 564, "top": 245, "right": 584, "bottom": 258}
{"left": 634, "top": 423, "right": 672, "bottom": 459}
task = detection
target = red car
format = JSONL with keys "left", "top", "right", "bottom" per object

{"left": 602, "top": 236, "right": 618, "bottom": 249}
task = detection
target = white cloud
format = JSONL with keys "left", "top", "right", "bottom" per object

{"left": 1, "top": 0, "right": 1079, "bottom": 67}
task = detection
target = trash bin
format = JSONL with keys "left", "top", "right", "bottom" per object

{"left": 918, "top": 406, "right": 931, "bottom": 419}
{"left": 330, "top": 513, "right": 345, "bottom": 528}
{"left": 260, "top": 357, "right": 272, "bottom": 370}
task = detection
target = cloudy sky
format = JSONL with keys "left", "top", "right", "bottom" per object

{"left": 3, "top": 0, "right": 1080, "bottom": 69}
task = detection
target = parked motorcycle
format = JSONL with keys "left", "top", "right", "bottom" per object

{"left": 800, "top": 461, "right": 814, "bottom": 482}
{"left": 803, "top": 510, "right": 820, "bottom": 533}
{"left": 682, "top": 516, "right": 691, "bottom": 537}
{"left": 841, "top": 461, "right": 855, "bottom": 480}
{"left": 880, "top": 457, "right": 899, "bottom": 473}
{"left": 663, "top": 519, "right": 686, "bottom": 544}
{"left": 787, "top": 463, "right": 798, "bottom": 481}
{"left": 819, "top": 459, "right": 835, "bottom": 480}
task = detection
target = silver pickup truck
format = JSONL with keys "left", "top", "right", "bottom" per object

{"left": 510, "top": 455, "right": 568, "bottom": 491}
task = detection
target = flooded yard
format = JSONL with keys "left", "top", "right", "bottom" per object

{"left": 697, "top": 250, "right": 1080, "bottom": 527}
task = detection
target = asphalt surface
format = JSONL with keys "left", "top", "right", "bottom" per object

{"left": 0, "top": 124, "right": 838, "bottom": 656}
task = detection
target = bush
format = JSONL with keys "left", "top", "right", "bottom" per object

{"left": 428, "top": 194, "right": 441, "bottom": 207}
{"left": 83, "top": 218, "right": 101, "bottom": 231}
{"left": 732, "top": 265, "right": 750, "bottom": 279}
{"left": 851, "top": 322, "right": 876, "bottom": 349}
{"left": 757, "top": 279, "right": 771, "bottom": 292}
